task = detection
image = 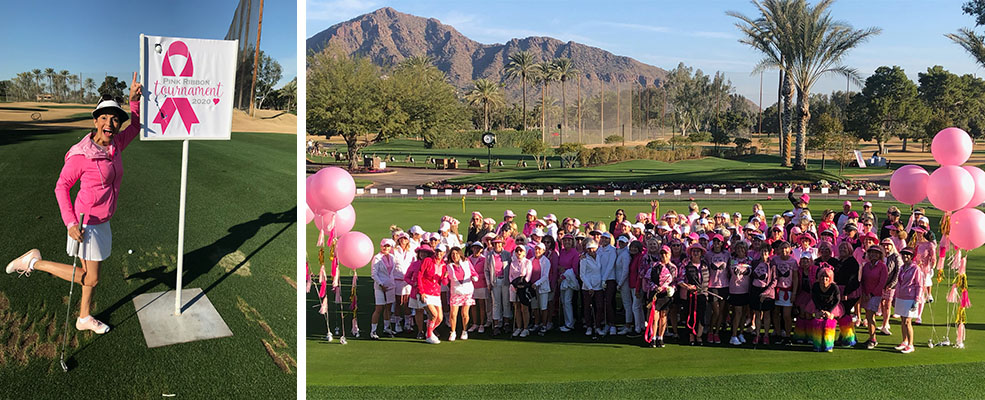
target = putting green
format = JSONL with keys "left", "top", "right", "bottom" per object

{"left": 307, "top": 198, "right": 983, "bottom": 398}
{"left": 0, "top": 128, "right": 296, "bottom": 398}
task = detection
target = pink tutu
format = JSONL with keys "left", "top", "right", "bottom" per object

{"left": 450, "top": 292, "right": 475, "bottom": 307}
{"left": 795, "top": 291, "right": 814, "bottom": 313}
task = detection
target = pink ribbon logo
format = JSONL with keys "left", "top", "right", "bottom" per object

{"left": 153, "top": 41, "right": 199, "bottom": 134}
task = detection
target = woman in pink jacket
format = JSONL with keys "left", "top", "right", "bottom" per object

{"left": 894, "top": 247, "right": 922, "bottom": 354}
{"left": 7, "top": 74, "right": 142, "bottom": 335}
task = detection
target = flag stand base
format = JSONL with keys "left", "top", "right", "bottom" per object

{"left": 133, "top": 288, "right": 232, "bottom": 348}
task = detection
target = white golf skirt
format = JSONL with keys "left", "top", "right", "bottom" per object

{"left": 66, "top": 221, "right": 111, "bottom": 261}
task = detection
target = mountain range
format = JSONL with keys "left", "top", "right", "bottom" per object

{"left": 307, "top": 7, "right": 672, "bottom": 100}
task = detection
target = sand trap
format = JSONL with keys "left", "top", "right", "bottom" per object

{"left": 1, "top": 102, "right": 295, "bottom": 134}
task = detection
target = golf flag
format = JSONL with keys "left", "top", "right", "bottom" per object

{"left": 140, "top": 35, "right": 236, "bottom": 140}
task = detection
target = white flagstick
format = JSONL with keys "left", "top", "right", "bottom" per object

{"left": 174, "top": 139, "right": 189, "bottom": 315}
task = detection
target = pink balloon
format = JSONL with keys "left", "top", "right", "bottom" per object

{"left": 890, "top": 165, "right": 929, "bottom": 205}
{"left": 932, "top": 127, "right": 973, "bottom": 166}
{"left": 314, "top": 211, "right": 334, "bottom": 232}
{"left": 307, "top": 167, "right": 355, "bottom": 212}
{"left": 963, "top": 166, "right": 985, "bottom": 208}
{"left": 305, "top": 204, "right": 314, "bottom": 225}
{"left": 332, "top": 205, "right": 356, "bottom": 236}
{"left": 336, "top": 231, "right": 374, "bottom": 269}
{"left": 927, "top": 165, "right": 975, "bottom": 212}
{"left": 950, "top": 208, "right": 985, "bottom": 250}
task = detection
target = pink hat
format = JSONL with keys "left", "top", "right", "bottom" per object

{"left": 380, "top": 238, "right": 395, "bottom": 247}
{"left": 800, "top": 193, "right": 811, "bottom": 204}
{"left": 472, "top": 211, "right": 483, "bottom": 219}
{"left": 863, "top": 231, "right": 879, "bottom": 242}
{"left": 844, "top": 200, "right": 852, "bottom": 206}
{"left": 711, "top": 233, "right": 725, "bottom": 242}
{"left": 636, "top": 212, "right": 649, "bottom": 222}
{"left": 483, "top": 217, "right": 496, "bottom": 225}
{"left": 686, "top": 244, "right": 707, "bottom": 254}
{"left": 504, "top": 210, "right": 516, "bottom": 218}
{"left": 416, "top": 244, "right": 435, "bottom": 254}
{"left": 798, "top": 233, "right": 817, "bottom": 246}
{"left": 527, "top": 209, "right": 538, "bottom": 216}
{"left": 545, "top": 214, "right": 557, "bottom": 221}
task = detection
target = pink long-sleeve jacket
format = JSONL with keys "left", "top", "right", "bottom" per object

{"left": 55, "top": 100, "right": 140, "bottom": 227}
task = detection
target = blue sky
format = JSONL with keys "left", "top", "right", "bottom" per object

{"left": 306, "top": 0, "right": 984, "bottom": 107}
{"left": 0, "top": 0, "right": 297, "bottom": 88}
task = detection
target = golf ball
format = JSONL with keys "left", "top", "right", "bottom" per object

{"left": 128, "top": 249, "right": 133, "bottom": 254}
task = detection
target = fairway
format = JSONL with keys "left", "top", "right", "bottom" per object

{"left": 307, "top": 198, "right": 984, "bottom": 398}
{"left": 0, "top": 127, "right": 297, "bottom": 398}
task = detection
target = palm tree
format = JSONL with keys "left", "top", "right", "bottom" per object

{"left": 31, "top": 69, "right": 42, "bottom": 99}
{"left": 553, "top": 58, "right": 578, "bottom": 146}
{"left": 68, "top": 74, "right": 80, "bottom": 102}
{"left": 58, "top": 70, "right": 71, "bottom": 101}
{"left": 84, "top": 78, "right": 96, "bottom": 102}
{"left": 728, "top": 0, "right": 798, "bottom": 166}
{"left": 504, "top": 51, "right": 539, "bottom": 131}
{"left": 44, "top": 68, "right": 55, "bottom": 97}
{"left": 730, "top": 0, "right": 879, "bottom": 169}
{"left": 466, "top": 79, "right": 504, "bottom": 131}
{"left": 947, "top": 28, "right": 985, "bottom": 68}
{"left": 535, "top": 61, "right": 558, "bottom": 141}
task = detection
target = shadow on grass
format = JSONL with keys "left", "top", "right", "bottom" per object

{"left": 95, "top": 208, "right": 296, "bottom": 327}
{"left": 0, "top": 125, "right": 82, "bottom": 147}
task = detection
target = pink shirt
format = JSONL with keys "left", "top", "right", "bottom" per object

{"left": 705, "top": 250, "right": 730, "bottom": 288}
{"left": 468, "top": 255, "right": 487, "bottom": 289}
{"left": 558, "top": 248, "right": 580, "bottom": 277}
{"left": 861, "top": 260, "right": 888, "bottom": 297}
{"left": 728, "top": 257, "right": 753, "bottom": 294}
{"left": 56, "top": 100, "right": 140, "bottom": 227}
{"left": 772, "top": 256, "right": 797, "bottom": 289}
{"left": 895, "top": 262, "right": 924, "bottom": 301}
{"left": 509, "top": 257, "right": 533, "bottom": 283}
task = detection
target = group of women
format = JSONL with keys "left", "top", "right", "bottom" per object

{"left": 364, "top": 190, "right": 936, "bottom": 353}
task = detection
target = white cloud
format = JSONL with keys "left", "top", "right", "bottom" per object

{"left": 306, "top": 0, "right": 379, "bottom": 21}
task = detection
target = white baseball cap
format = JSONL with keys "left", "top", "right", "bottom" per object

{"left": 92, "top": 97, "right": 129, "bottom": 123}
{"left": 439, "top": 222, "right": 451, "bottom": 232}
{"left": 504, "top": 210, "right": 516, "bottom": 218}
{"left": 527, "top": 209, "right": 538, "bottom": 216}
{"left": 409, "top": 225, "right": 425, "bottom": 235}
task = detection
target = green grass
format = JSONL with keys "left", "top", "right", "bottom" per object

{"left": 354, "top": 178, "right": 373, "bottom": 188}
{"left": 446, "top": 158, "right": 845, "bottom": 185}
{"left": 308, "top": 139, "right": 555, "bottom": 171}
{"left": 0, "top": 127, "right": 297, "bottom": 398}
{"left": 307, "top": 198, "right": 983, "bottom": 398}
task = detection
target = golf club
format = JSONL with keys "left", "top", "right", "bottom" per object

{"left": 59, "top": 213, "right": 84, "bottom": 373}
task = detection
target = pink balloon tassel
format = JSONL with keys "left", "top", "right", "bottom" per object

{"left": 306, "top": 262, "right": 313, "bottom": 293}
{"left": 334, "top": 285, "right": 342, "bottom": 303}
{"left": 327, "top": 227, "right": 336, "bottom": 248}
{"left": 961, "top": 290, "right": 971, "bottom": 308}
{"left": 947, "top": 285, "right": 959, "bottom": 303}
{"left": 957, "top": 323, "right": 966, "bottom": 344}
{"left": 319, "top": 296, "right": 328, "bottom": 314}
{"left": 959, "top": 256, "right": 968, "bottom": 275}
{"left": 350, "top": 272, "right": 358, "bottom": 312}
{"left": 939, "top": 235, "right": 948, "bottom": 259}
{"left": 316, "top": 229, "right": 325, "bottom": 247}
{"left": 318, "top": 265, "right": 327, "bottom": 298}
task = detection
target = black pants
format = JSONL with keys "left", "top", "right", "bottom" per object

{"left": 684, "top": 293, "right": 708, "bottom": 335}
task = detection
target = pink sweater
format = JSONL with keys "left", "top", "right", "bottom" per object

{"left": 861, "top": 260, "right": 888, "bottom": 297}
{"left": 55, "top": 100, "right": 141, "bottom": 227}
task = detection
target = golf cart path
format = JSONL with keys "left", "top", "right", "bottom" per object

{"left": 354, "top": 167, "right": 480, "bottom": 189}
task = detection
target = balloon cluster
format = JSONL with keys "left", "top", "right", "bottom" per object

{"left": 890, "top": 128, "right": 985, "bottom": 250}
{"left": 306, "top": 167, "right": 373, "bottom": 269}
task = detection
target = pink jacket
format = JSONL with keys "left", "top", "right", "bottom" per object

{"left": 55, "top": 100, "right": 140, "bottom": 227}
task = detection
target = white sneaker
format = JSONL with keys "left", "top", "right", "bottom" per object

{"left": 539, "top": 325, "right": 548, "bottom": 334}
{"left": 738, "top": 334, "right": 746, "bottom": 344}
{"left": 370, "top": 331, "right": 380, "bottom": 340}
{"left": 596, "top": 327, "right": 606, "bottom": 336}
{"left": 520, "top": 329, "right": 529, "bottom": 337}
{"left": 468, "top": 324, "right": 478, "bottom": 332}
{"left": 426, "top": 335, "right": 440, "bottom": 344}
{"left": 617, "top": 326, "right": 630, "bottom": 335}
{"left": 394, "top": 324, "right": 403, "bottom": 333}
{"left": 512, "top": 328, "right": 521, "bottom": 337}
{"left": 901, "top": 345, "right": 914, "bottom": 354}
{"left": 880, "top": 326, "right": 892, "bottom": 336}
{"left": 546, "top": 322, "right": 554, "bottom": 330}
{"left": 76, "top": 317, "right": 110, "bottom": 334}
{"left": 461, "top": 331, "right": 469, "bottom": 340}
{"left": 478, "top": 325, "right": 485, "bottom": 334}
{"left": 730, "top": 336, "right": 741, "bottom": 345}
{"left": 559, "top": 325, "right": 571, "bottom": 332}
{"left": 609, "top": 326, "right": 617, "bottom": 335}
{"left": 585, "top": 327, "right": 593, "bottom": 336}
{"left": 448, "top": 332, "right": 456, "bottom": 341}
{"left": 6, "top": 249, "right": 40, "bottom": 276}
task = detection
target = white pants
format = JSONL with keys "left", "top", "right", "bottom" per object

{"left": 631, "top": 288, "right": 645, "bottom": 332}
{"left": 562, "top": 287, "right": 578, "bottom": 329}
{"left": 620, "top": 284, "right": 634, "bottom": 325}
{"left": 491, "top": 277, "right": 512, "bottom": 321}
